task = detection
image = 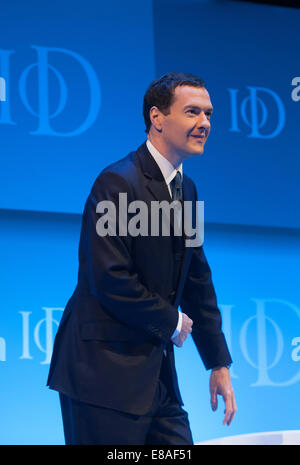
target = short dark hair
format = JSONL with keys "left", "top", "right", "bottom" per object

{"left": 143, "top": 72, "right": 206, "bottom": 133}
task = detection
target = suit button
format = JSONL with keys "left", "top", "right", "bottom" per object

{"left": 168, "top": 290, "right": 176, "bottom": 300}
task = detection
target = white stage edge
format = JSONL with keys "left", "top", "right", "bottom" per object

{"left": 197, "top": 430, "right": 300, "bottom": 445}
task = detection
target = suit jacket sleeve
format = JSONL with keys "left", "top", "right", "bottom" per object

{"left": 81, "top": 170, "right": 179, "bottom": 343}
{"left": 180, "top": 182, "right": 232, "bottom": 370}
{"left": 180, "top": 246, "right": 232, "bottom": 369}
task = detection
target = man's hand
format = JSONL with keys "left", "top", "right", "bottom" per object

{"left": 172, "top": 313, "right": 193, "bottom": 347}
{"left": 209, "top": 366, "right": 237, "bottom": 426}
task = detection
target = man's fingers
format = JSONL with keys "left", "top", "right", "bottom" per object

{"left": 228, "top": 392, "right": 238, "bottom": 426}
{"left": 209, "top": 368, "right": 237, "bottom": 426}
{"left": 181, "top": 313, "right": 193, "bottom": 333}
{"left": 211, "top": 399, "right": 218, "bottom": 412}
{"left": 172, "top": 315, "right": 193, "bottom": 348}
{"left": 222, "top": 391, "right": 237, "bottom": 426}
{"left": 172, "top": 334, "right": 182, "bottom": 347}
{"left": 172, "top": 330, "right": 189, "bottom": 347}
{"left": 210, "top": 389, "right": 218, "bottom": 411}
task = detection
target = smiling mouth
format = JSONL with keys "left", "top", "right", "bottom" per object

{"left": 191, "top": 135, "right": 205, "bottom": 141}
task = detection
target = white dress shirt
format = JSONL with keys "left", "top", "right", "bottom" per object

{"left": 146, "top": 139, "right": 183, "bottom": 340}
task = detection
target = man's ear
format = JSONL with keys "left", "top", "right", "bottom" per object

{"left": 149, "top": 106, "right": 163, "bottom": 133}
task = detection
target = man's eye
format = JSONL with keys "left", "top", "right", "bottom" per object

{"left": 187, "top": 109, "right": 197, "bottom": 115}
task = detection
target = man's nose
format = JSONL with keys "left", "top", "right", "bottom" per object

{"left": 197, "top": 111, "right": 211, "bottom": 129}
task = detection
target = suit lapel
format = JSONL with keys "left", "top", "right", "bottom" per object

{"left": 137, "top": 143, "right": 181, "bottom": 238}
{"left": 135, "top": 142, "right": 195, "bottom": 237}
{"left": 136, "top": 142, "right": 171, "bottom": 203}
{"left": 135, "top": 143, "right": 195, "bottom": 295}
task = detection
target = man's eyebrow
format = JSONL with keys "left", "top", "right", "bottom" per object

{"left": 183, "top": 104, "right": 214, "bottom": 112}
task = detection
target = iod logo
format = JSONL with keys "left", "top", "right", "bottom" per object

{"left": 0, "top": 45, "right": 101, "bottom": 136}
{"left": 228, "top": 86, "right": 285, "bottom": 139}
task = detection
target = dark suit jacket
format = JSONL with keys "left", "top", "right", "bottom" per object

{"left": 47, "top": 142, "right": 232, "bottom": 415}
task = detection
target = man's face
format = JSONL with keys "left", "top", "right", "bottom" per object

{"left": 158, "top": 85, "right": 213, "bottom": 161}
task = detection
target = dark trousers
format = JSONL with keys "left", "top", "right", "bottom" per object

{"left": 59, "top": 357, "right": 193, "bottom": 445}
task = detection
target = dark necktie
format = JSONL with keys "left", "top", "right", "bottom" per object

{"left": 170, "top": 171, "right": 183, "bottom": 201}
{"left": 170, "top": 171, "right": 183, "bottom": 234}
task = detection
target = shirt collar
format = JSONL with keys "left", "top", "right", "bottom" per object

{"left": 146, "top": 139, "right": 183, "bottom": 186}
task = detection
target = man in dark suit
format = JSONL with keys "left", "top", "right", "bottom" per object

{"left": 47, "top": 72, "right": 237, "bottom": 445}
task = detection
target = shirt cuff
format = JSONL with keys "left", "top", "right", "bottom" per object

{"left": 171, "top": 310, "right": 182, "bottom": 339}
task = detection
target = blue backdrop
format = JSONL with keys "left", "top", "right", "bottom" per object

{"left": 0, "top": 0, "right": 299, "bottom": 445}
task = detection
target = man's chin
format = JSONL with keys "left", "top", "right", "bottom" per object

{"left": 190, "top": 146, "right": 205, "bottom": 156}
{"left": 189, "top": 140, "right": 206, "bottom": 154}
